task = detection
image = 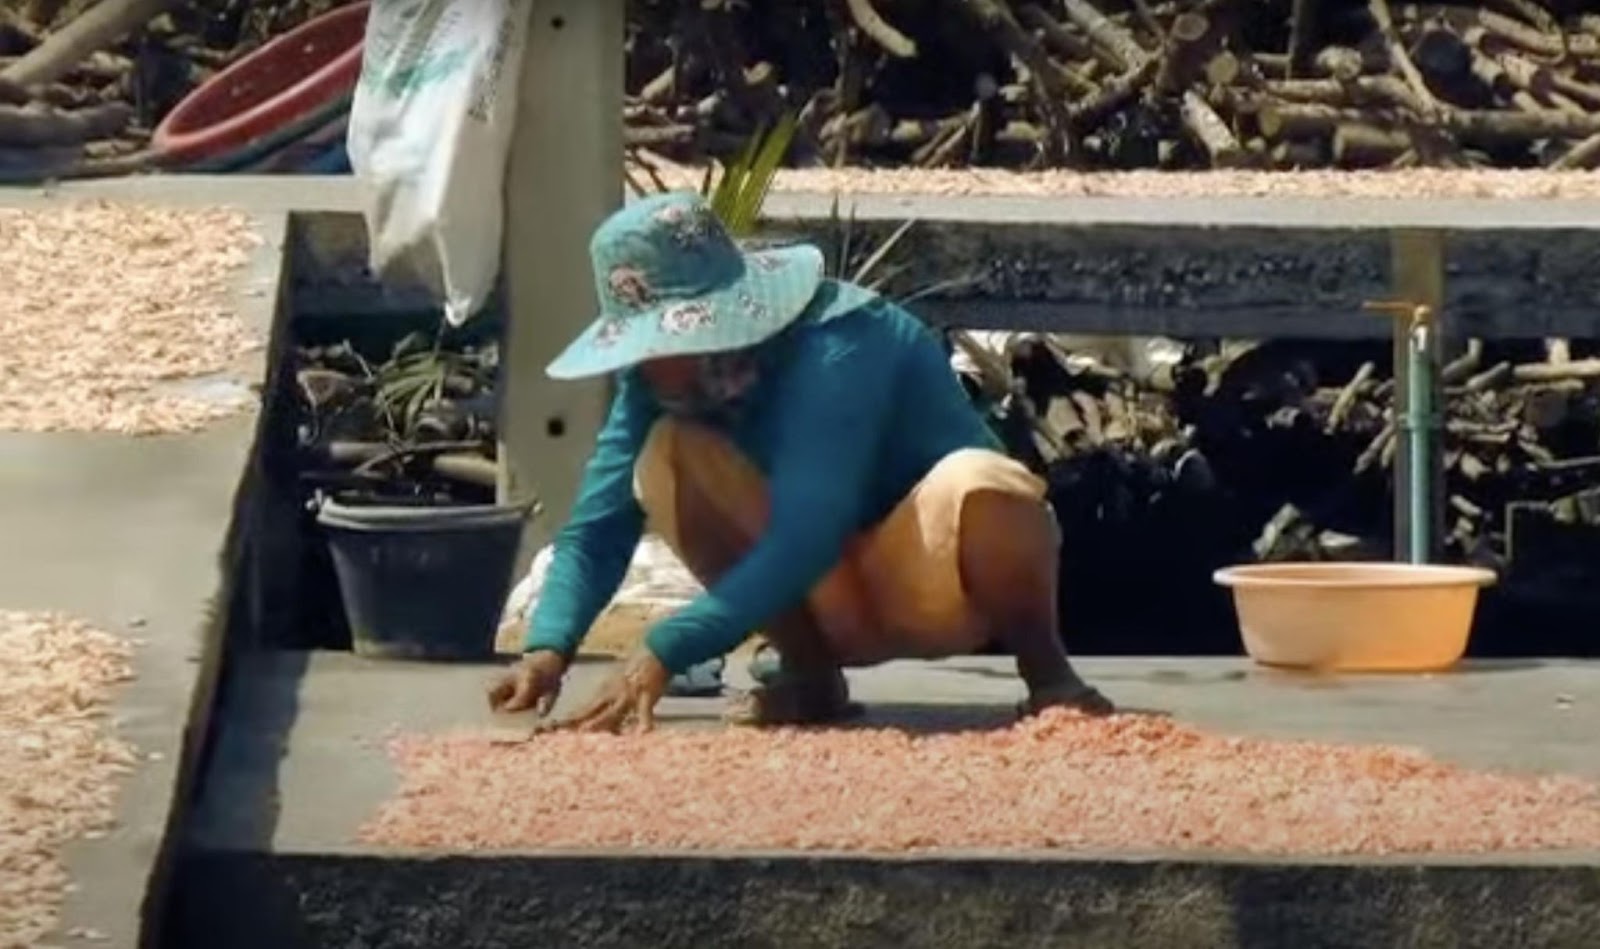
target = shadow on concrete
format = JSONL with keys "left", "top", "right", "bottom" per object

{"left": 837, "top": 701, "right": 1171, "bottom": 734}
{"left": 161, "top": 650, "right": 311, "bottom": 946}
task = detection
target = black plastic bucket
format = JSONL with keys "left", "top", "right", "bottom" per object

{"left": 317, "top": 497, "right": 531, "bottom": 661}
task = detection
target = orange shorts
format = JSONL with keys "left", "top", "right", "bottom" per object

{"left": 632, "top": 418, "right": 1045, "bottom": 665}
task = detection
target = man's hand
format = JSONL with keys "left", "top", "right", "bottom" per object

{"left": 487, "top": 650, "right": 568, "bottom": 715}
{"left": 555, "top": 648, "right": 671, "bottom": 734}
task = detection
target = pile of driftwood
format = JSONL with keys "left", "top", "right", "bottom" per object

{"left": 293, "top": 333, "right": 500, "bottom": 506}
{"left": 627, "top": 0, "right": 1600, "bottom": 170}
{"left": 0, "top": 0, "right": 349, "bottom": 178}
{"left": 959, "top": 333, "right": 1600, "bottom": 578}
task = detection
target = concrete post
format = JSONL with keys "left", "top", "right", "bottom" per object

{"left": 498, "top": 0, "right": 624, "bottom": 566}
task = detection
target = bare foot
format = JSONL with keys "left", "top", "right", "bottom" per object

{"left": 723, "top": 668, "right": 863, "bottom": 727}
{"left": 1019, "top": 680, "right": 1115, "bottom": 718}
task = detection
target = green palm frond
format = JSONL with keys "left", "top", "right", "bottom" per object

{"left": 639, "top": 116, "right": 973, "bottom": 303}
{"left": 709, "top": 113, "right": 799, "bottom": 237}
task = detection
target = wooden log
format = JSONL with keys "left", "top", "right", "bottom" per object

{"left": 1485, "top": 0, "right": 1554, "bottom": 35}
{"left": 1269, "top": 137, "right": 1325, "bottom": 168}
{"left": 1264, "top": 75, "right": 1427, "bottom": 111}
{"left": 1442, "top": 338, "right": 1484, "bottom": 385}
{"left": 1015, "top": 5, "right": 1095, "bottom": 62}
{"left": 1325, "top": 361, "right": 1376, "bottom": 433}
{"left": 845, "top": 0, "right": 917, "bottom": 58}
{"left": 0, "top": 0, "right": 182, "bottom": 90}
{"left": 1312, "top": 46, "right": 1364, "bottom": 82}
{"left": 1553, "top": 131, "right": 1600, "bottom": 170}
{"left": 1367, "top": 0, "right": 1444, "bottom": 115}
{"left": 1513, "top": 359, "right": 1600, "bottom": 384}
{"left": 1204, "top": 51, "right": 1242, "bottom": 87}
{"left": 0, "top": 100, "right": 130, "bottom": 146}
{"left": 1401, "top": 6, "right": 1600, "bottom": 60}
{"left": 1465, "top": 361, "right": 1513, "bottom": 392}
{"left": 1287, "top": 0, "right": 1322, "bottom": 78}
{"left": 1333, "top": 122, "right": 1413, "bottom": 166}
{"left": 1154, "top": 12, "right": 1214, "bottom": 94}
{"left": 949, "top": 0, "right": 1077, "bottom": 161}
{"left": 1180, "top": 89, "right": 1246, "bottom": 167}
{"left": 1070, "top": 56, "right": 1158, "bottom": 127}
{"left": 1256, "top": 101, "right": 1600, "bottom": 144}
{"left": 432, "top": 453, "right": 499, "bottom": 489}
{"left": 1061, "top": 0, "right": 1149, "bottom": 72}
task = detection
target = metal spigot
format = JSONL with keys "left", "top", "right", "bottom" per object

{"left": 1360, "top": 299, "right": 1435, "bottom": 565}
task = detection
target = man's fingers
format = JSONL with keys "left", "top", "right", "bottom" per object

{"left": 488, "top": 676, "right": 526, "bottom": 712}
{"left": 534, "top": 685, "right": 560, "bottom": 718}
{"left": 629, "top": 694, "right": 655, "bottom": 734}
{"left": 577, "top": 697, "right": 628, "bottom": 733}
{"left": 502, "top": 676, "right": 537, "bottom": 713}
{"left": 555, "top": 685, "right": 616, "bottom": 731}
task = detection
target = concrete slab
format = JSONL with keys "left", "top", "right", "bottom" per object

{"left": 0, "top": 195, "right": 285, "bottom": 947}
{"left": 168, "top": 652, "right": 1600, "bottom": 948}
{"left": 33, "top": 175, "right": 1600, "bottom": 340}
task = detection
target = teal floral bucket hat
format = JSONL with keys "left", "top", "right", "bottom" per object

{"left": 547, "top": 191, "right": 826, "bottom": 380}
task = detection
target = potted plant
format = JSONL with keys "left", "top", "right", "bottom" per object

{"left": 297, "top": 327, "right": 534, "bottom": 661}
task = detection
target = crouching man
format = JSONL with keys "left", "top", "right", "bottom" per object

{"left": 488, "top": 192, "right": 1110, "bottom": 731}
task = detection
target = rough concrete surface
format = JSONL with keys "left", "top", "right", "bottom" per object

{"left": 0, "top": 184, "right": 288, "bottom": 947}
{"left": 0, "top": 422, "right": 256, "bottom": 948}
{"left": 170, "top": 850, "right": 1600, "bottom": 949}
{"left": 169, "top": 653, "right": 1600, "bottom": 948}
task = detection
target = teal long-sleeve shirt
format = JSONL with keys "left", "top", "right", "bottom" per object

{"left": 524, "top": 282, "right": 1001, "bottom": 673}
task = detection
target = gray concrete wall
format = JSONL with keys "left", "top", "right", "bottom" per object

{"left": 167, "top": 851, "right": 1600, "bottom": 949}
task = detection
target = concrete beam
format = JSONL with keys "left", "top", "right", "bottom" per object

{"left": 753, "top": 194, "right": 1600, "bottom": 340}
{"left": 168, "top": 850, "right": 1600, "bottom": 949}
{"left": 247, "top": 181, "right": 1600, "bottom": 340}
{"left": 496, "top": 1, "right": 624, "bottom": 559}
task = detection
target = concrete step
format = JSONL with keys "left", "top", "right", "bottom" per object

{"left": 165, "top": 653, "right": 1600, "bottom": 948}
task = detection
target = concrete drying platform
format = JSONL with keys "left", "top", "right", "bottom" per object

{"left": 37, "top": 174, "right": 1600, "bottom": 340}
{"left": 0, "top": 183, "right": 292, "bottom": 947}
{"left": 169, "top": 652, "right": 1600, "bottom": 949}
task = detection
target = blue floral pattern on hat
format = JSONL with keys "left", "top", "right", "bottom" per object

{"left": 594, "top": 318, "right": 628, "bottom": 348}
{"left": 547, "top": 191, "right": 830, "bottom": 380}
{"left": 652, "top": 202, "right": 712, "bottom": 247}
{"left": 659, "top": 301, "right": 715, "bottom": 335}
{"left": 606, "top": 265, "right": 654, "bottom": 309}
{"left": 736, "top": 289, "right": 768, "bottom": 320}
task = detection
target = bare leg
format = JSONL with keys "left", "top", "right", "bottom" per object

{"left": 668, "top": 465, "right": 856, "bottom": 725}
{"left": 958, "top": 491, "right": 1113, "bottom": 715}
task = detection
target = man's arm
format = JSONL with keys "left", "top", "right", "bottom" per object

{"left": 524, "top": 377, "right": 658, "bottom": 658}
{"left": 643, "top": 321, "right": 895, "bottom": 672}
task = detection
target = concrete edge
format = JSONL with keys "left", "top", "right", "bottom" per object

{"left": 29, "top": 173, "right": 1600, "bottom": 229}
{"left": 165, "top": 850, "right": 1600, "bottom": 949}
{"left": 132, "top": 215, "right": 293, "bottom": 949}
{"left": 248, "top": 843, "right": 1600, "bottom": 869}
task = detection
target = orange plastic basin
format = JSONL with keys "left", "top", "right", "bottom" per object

{"left": 1213, "top": 562, "right": 1496, "bottom": 672}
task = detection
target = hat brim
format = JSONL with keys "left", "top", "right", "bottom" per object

{"left": 546, "top": 244, "right": 825, "bottom": 380}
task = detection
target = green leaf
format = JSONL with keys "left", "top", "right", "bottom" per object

{"left": 733, "top": 112, "right": 797, "bottom": 235}
{"left": 706, "top": 114, "right": 798, "bottom": 237}
{"left": 710, "top": 127, "right": 763, "bottom": 225}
